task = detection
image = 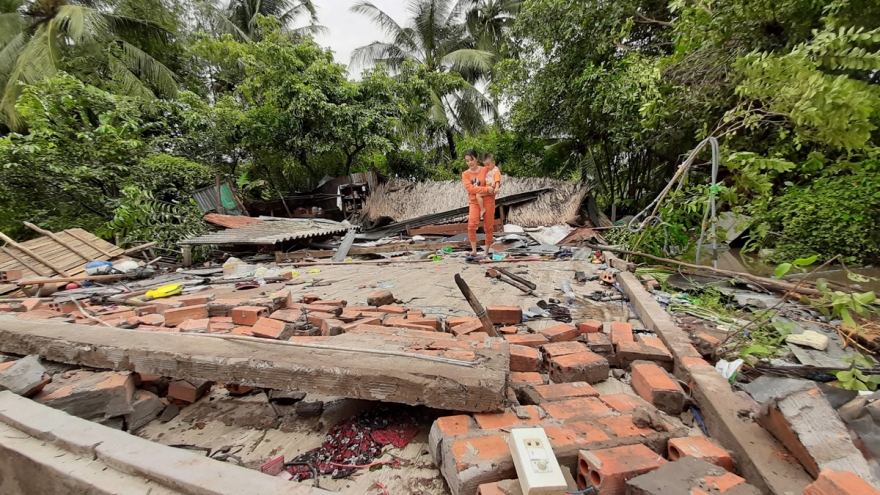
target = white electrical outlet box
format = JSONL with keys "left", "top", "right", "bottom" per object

{"left": 508, "top": 427, "right": 568, "bottom": 494}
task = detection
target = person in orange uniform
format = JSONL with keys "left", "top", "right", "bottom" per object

{"left": 461, "top": 149, "right": 496, "bottom": 257}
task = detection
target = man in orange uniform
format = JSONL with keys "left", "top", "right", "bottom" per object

{"left": 461, "top": 149, "right": 496, "bottom": 256}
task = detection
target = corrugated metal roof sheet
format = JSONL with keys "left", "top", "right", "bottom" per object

{"left": 181, "top": 220, "right": 350, "bottom": 246}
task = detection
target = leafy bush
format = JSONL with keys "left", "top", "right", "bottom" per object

{"left": 758, "top": 171, "right": 880, "bottom": 262}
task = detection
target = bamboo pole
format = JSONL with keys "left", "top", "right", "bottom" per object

{"left": 0, "top": 246, "right": 52, "bottom": 277}
{"left": 122, "top": 241, "right": 158, "bottom": 256}
{"left": 66, "top": 229, "right": 115, "bottom": 257}
{"left": 587, "top": 243, "right": 822, "bottom": 296}
{"left": 454, "top": 274, "right": 499, "bottom": 337}
{"left": 23, "top": 222, "right": 91, "bottom": 261}
{"left": 0, "top": 231, "right": 71, "bottom": 276}
{"left": 496, "top": 267, "right": 537, "bottom": 290}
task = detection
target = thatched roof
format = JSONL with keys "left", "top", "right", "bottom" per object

{"left": 362, "top": 177, "right": 590, "bottom": 227}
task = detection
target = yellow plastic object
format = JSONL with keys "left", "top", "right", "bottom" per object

{"left": 145, "top": 283, "right": 184, "bottom": 299}
{"left": 307, "top": 268, "right": 321, "bottom": 274}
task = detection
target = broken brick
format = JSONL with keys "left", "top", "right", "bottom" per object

{"left": 610, "top": 321, "right": 634, "bottom": 345}
{"left": 509, "top": 345, "right": 541, "bottom": 373}
{"left": 539, "top": 323, "right": 578, "bottom": 342}
{"left": 231, "top": 306, "right": 270, "bottom": 326}
{"left": 578, "top": 320, "right": 603, "bottom": 335}
{"left": 668, "top": 436, "right": 734, "bottom": 472}
{"left": 486, "top": 306, "right": 522, "bottom": 325}
{"left": 804, "top": 469, "right": 880, "bottom": 495}
{"left": 167, "top": 379, "right": 211, "bottom": 403}
{"left": 251, "top": 317, "right": 290, "bottom": 339}
{"left": 631, "top": 361, "right": 686, "bottom": 415}
{"left": 522, "top": 382, "right": 599, "bottom": 404}
{"left": 542, "top": 397, "right": 613, "bottom": 422}
{"left": 177, "top": 318, "right": 210, "bottom": 333}
{"left": 163, "top": 304, "right": 208, "bottom": 327}
{"left": 549, "top": 351, "right": 609, "bottom": 384}
{"left": 34, "top": 371, "right": 135, "bottom": 421}
{"left": 451, "top": 319, "right": 484, "bottom": 337}
{"left": 542, "top": 341, "right": 588, "bottom": 359}
{"left": 503, "top": 333, "right": 549, "bottom": 348}
{"left": 367, "top": 290, "right": 395, "bottom": 307}
{"left": 577, "top": 444, "right": 667, "bottom": 493}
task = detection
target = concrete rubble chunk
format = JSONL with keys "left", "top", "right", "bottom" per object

{"left": 33, "top": 370, "right": 135, "bottom": 421}
{"left": 0, "top": 355, "right": 47, "bottom": 397}
{"left": 125, "top": 390, "right": 165, "bottom": 432}
{"left": 626, "top": 456, "right": 761, "bottom": 495}
{"left": 756, "top": 385, "right": 880, "bottom": 488}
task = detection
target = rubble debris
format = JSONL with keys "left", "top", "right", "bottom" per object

{"left": 785, "top": 330, "right": 830, "bottom": 350}
{"left": 577, "top": 444, "right": 667, "bottom": 493}
{"left": 667, "top": 435, "right": 734, "bottom": 472}
{"left": 0, "top": 355, "right": 48, "bottom": 397}
{"left": 125, "top": 390, "right": 165, "bottom": 431}
{"left": 167, "top": 379, "right": 212, "bottom": 404}
{"left": 804, "top": 469, "right": 880, "bottom": 495}
{"left": 33, "top": 370, "right": 135, "bottom": 421}
{"left": 756, "top": 385, "right": 880, "bottom": 486}
{"left": 626, "top": 457, "right": 760, "bottom": 495}
{"left": 631, "top": 361, "right": 686, "bottom": 415}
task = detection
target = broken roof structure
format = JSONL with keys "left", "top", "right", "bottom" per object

{"left": 179, "top": 219, "right": 351, "bottom": 246}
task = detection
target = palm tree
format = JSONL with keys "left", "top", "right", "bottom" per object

{"left": 351, "top": 0, "right": 495, "bottom": 158}
{"left": 0, "top": 0, "right": 178, "bottom": 130}
{"left": 209, "top": 0, "right": 325, "bottom": 42}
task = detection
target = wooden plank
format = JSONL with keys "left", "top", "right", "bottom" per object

{"left": 16, "top": 273, "right": 134, "bottom": 286}
{"left": 0, "top": 232, "right": 71, "bottom": 276}
{"left": 0, "top": 247, "right": 48, "bottom": 277}
{"left": 122, "top": 241, "right": 158, "bottom": 256}
{"left": 23, "top": 222, "right": 91, "bottom": 261}
{"left": 757, "top": 386, "right": 880, "bottom": 486}
{"left": 0, "top": 317, "right": 510, "bottom": 412}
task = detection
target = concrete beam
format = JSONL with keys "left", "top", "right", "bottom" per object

{"left": 0, "top": 317, "right": 509, "bottom": 412}
{"left": 0, "top": 391, "right": 327, "bottom": 495}
{"left": 616, "top": 269, "right": 813, "bottom": 495}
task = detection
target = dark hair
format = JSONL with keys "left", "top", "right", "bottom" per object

{"left": 464, "top": 149, "right": 479, "bottom": 159}
{"left": 483, "top": 153, "right": 495, "bottom": 161}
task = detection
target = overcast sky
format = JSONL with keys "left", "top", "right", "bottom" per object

{"left": 313, "top": 0, "right": 409, "bottom": 75}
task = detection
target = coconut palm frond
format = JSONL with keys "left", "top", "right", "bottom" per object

{"left": 350, "top": 1, "right": 406, "bottom": 40}
{"left": 116, "top": 40, "right": 178, "bottom": 97}
{"left": 351, "top": 41, "right": 415, "bottom": 71}
{"left": 107, "top": 51, "right": 158, "bottom": 99}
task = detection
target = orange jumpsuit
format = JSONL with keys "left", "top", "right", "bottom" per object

{"left": 462, "top": 167, "right": 495, "bottom": 248}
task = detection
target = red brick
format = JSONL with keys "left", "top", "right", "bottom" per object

{"left": 367, "top": 290, "right": 395, "bottom": 306}
{"left": 270, "top": 309, "right": 307, "bottom": 323}
{"left": 21, "top": 298, "right": 44, "bottom": 312}
{"left": 378, "top": 305, "right": 406, "bottom": 314}
{"left": 693, "top": 332, "right": 721, "bottom": 357}
{"left": 610, "top": 321, "right": 634, "bottom": 345}
{"left": 302, "top": 304, "right": 343, "bottom": 316}
{"left": 503, "top": 333, "right": 549, "bottom": 348}
{"left": 226, "top": 384, "right": 253, "bottom": 395}
{"left": 135, "top": 305, "right": 158, "bottom": 316}
{"left": 177, "top": 318, "right": 210, "bottom": 333}
{"left": 486, "top": 306, "right": 522, "bottom": 325}
{"left": 524, "top": 382, "right": 599, "bottom": 404}
{"left": 549, "top": 351, "right": 609, "bottom": 384}
{"left": 631, "top": 361, "right": 685, "bottom": 415}
{"left": 577, "top": 444, "right": 667, "bottom": 493}
{"left": 460, "top": 332, "right": 490, "bottom": 341}
{"left": 447, "top": 316, "right": 480, "bottom": 328}
{"left": 204, "top": 298, "right": 247, "bottom": 316}
{"left": 320, "top": 318, "right": 344, "bottom": 336}
{"left": 404, "top": 317, "right": 441, "bottom": 331}
{"left": 701, "top": 472, "right": 749, "bottom": 493}
{"left": 231, "top": 305, "right": 270, "bottom": 326}
{"left": 450, "top": 434, "right": 510, "bottom": 477}
{"left": 161, "top": 304, "right": 208, "bottom": 327}
{"left": 391, "top": 321, "right": 435, "bottom": 332}
{"left": 209, "top": 321, "right": 234, "bottom": 333}
{"left": 47, "top": 301, "right": 78, "bottom": 314}
{"left": 474, "top": 405, "right": 544, "bottom": 430}
{"left": 153, "top": 300, "right": 185, "bottom": 314}
{"left": 578, "top": 320, "right": 603, "bottom": 335}
{"left": 435, "top": 415, "right": 472, "bottom": 437}
{"left": 499, "top": 326, "right": 518, "bottom": 334}
{"left": 251, "top": 317, "right": 289, "bottom": 339}
{"left": 0, "top": 269, "right": 23, "bottom": 281}
{"left": 539, "top": 323, "right": 578, "bottom": 342}
{"left": 451, "top": 319, "right": 484, "bottom": 336}
{"left": 444, "top": 350, "right": 476, "bottom": 361}
{"left": 302, "top": 294, "right": 320, "bottom": 303}
{"left": 509, "top": 372, "right": 544, "bottom": 388}
{"left": 476, "top": 482, "right": 506, "bottom": 495}
{"left": 586, "top": 332, "right": 613, "bottom": 353}
{"left": 682, "top": 356, "right": 712, "bottom": 369}
{"left": 305, "top": 312, "right": 336, "bottom": 327}
{"left": 406, "top": 310, "right": 424, "bottom": 319}
{"left": 598, "top": 415, "right": 657, "bottom": 439}
{"left": 167, "top": 379, "right": 211, "bottom": 403}
{"left": 310, "top": 299, "right": 347, "bottom": 309}
{"left": 544, "top": 421, "right": 611, "bottom": 454}
{"left": 509, "top": 345, "right": 541, "bottom": 373}
{"left": 231, "top": 326, "right": 254, "bottom": 336}
{"left": 542, "top": 341, "right": 588, "bottom": 359}
{"left": 616, "top": 339, "right": 673, "bottom": 371}
{"left": 668, "top": 436, "right": 734, "bottom": 472}
{"left": 804, "top": 469, "right": 880, "bottom": 495}
{"left": 542, "top": 397, "right": 613, "bottom": 421}
{"left": 0, "top": 360, "right": 17, "bottom": 372}
{"left": 599, "top": 393, "right": 652, "bottom": 413}
{"left": 340, "top": 318, "right": 381, "bottom": 332}
{"left": 136, "top": 314, "right": 165, "bottom": 326}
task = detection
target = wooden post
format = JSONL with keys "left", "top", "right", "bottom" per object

{"left": 454, "top": 274, "right": 499, "bottom": 337}
{"left": 182, "top": 245, "right": 193, "bottom": 267}
{"left": 0, "top": 232, "right": 71, "bottom": 276}
{"left": 23, "top": 222, "right": 91, "bottom": 261}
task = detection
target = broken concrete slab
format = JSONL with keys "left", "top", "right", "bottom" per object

{"left": 0, "top": 317, "right": 510, "bottom": 412}
{"left": 0, "top": 355, "right": 47, "bottom": 397}
{"left": 33, "top": 370, "right": 135, "bottom": 421}
{"left": 757, "top": 385, "right": 880, "bottom": 487}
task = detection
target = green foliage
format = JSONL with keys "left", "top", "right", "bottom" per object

{"left": 455, "top": 128, "right": 565, "bottom": 178}
{"left": 737, "top": 321, "right": 792, "bottom": 360}
{"left": 834, "top": 354, "right": 880, "bottom": 391}
{"left": 755, "top": 171, "right": 880, "bottom": 263}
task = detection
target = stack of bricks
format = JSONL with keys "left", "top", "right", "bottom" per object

{"left": 429, "top": 383, "right": 693, "bottom": 495}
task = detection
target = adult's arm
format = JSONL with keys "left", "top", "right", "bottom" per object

{"left": 461, "top": 172, "right": 490, "bottom": 195}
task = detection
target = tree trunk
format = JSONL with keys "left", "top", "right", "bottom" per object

{"left": 446, "top": 128, "right": 458, "bottom": 159}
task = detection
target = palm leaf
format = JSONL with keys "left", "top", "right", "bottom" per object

{"left": 442, "top": 48, "right": 494, "bottom": 75}
{"left": 115, "top": 40, "right": 178, "bottom": 97}
{"left": 107, "top": 52, "right": 157, "bottom": 99}
{"left": 350, "top": 1, "right": 406, "bottom": 40}
{"left": 350, "top": 41, "right": 416, "bottom": 70}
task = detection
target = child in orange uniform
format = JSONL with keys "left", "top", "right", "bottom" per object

{"left": 477, "top": 153, "right": 500, "bottom": 220}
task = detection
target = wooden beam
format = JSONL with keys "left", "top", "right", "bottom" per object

{"left": 65, "top": 229, "right": 115, "bottom": 258}
{"left": 0, "top": 317, "right": 509, "bottom": 412}
{"left": 17, "top": 274, "right": 134, "bottom": 286}
{"left": 0, "top": 232, "right": 71, "bottom": 276}
{"left": 275, "top": 241, "right": 472, "bottom": 262}
{"left": 23, "top": 222, "right": 91, "bottom": 261}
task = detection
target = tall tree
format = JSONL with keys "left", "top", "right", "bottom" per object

{"left": 351, "top": 0, "right": 495, "bottom": 158}
{"left": 203, "top": 0, "right": 324, "bottom": 42}
{"left": 0, "top": 0, "right": 178, "bottom": 129}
